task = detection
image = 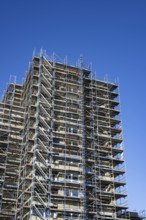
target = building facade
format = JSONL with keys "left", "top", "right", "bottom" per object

{"left": 0, "top": 55, "right": 128, "bottom": 220}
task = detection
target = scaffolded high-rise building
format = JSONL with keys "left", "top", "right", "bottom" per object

{"left": 0, "top": 54, "right": 129, "bottom": 220}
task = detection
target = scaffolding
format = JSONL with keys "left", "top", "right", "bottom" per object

{"left": 0, "top": 77, "right": 24, "bottom": 220}
{"left": 120, "top": 210, "right": 146, "bottom": 220}
{"left": 0, "top": 53, "right": 129, "bottom": 220}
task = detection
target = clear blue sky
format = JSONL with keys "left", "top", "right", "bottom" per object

{"left": 0, "top": 0, "right": 145, "bottom": 211}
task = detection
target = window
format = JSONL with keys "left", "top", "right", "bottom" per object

{"left": 67, "top": 127, "right": 78, "bottom": 134}
{"left": 65, "top": 189, "right": 79, "bottom": 197}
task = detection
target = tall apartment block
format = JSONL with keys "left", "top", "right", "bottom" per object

{"left": 0, "top": 55, "right": 128, "bottom": 220}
